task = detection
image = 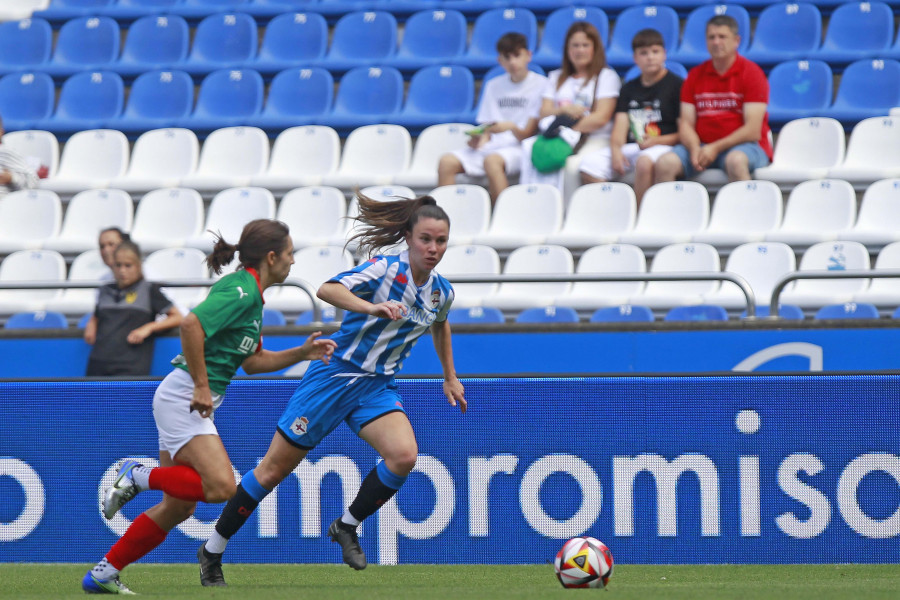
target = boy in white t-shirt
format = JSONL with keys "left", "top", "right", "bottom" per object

{"left": 437, "top": 33, "right": 545, "bottom": 203}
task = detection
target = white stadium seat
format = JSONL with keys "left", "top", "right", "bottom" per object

{"left": 322, "top": 124, "right": 412, "bottom": 189}
{"left": 429, "top": 184, "right": 491, "bottom": 246}
{"left": 633, "top": 242, "right": 721, "bottom": 309}
{"left": 40, "top": 129, "right": 129, "bottom": 194}
{"left": 42, "top": 188, "right": 134, "bottom": 255}
{"left": 618, "top": 181, "right": 710, "bottom": 250}
{"left": 472, "top": 184, "right": 563, "bottom": 250}
{"left": 144, "top": 247, "right": 210, "bottom": 311}
{"left": 186, "top": 187, "right": 276, "bottom": 253}
{"left": 558, "top": 244, "right": 647, "bottom": 310}
{"left": 765, "top": 179, "right": 857, "bottom": 248}
{"left": 2, "top": 129, "right": 59, "bottom": 179}
{"left": 545, "top": 182, "right": 637, "bottom": 250}
{"left": 277, "top": 186, "right": 347, "bottom": 249}
{"left": 827, "top": 116, "right": 900, "bottom": 184}
{"left": 393, "top": 123, "right": 471, "bottom": 190}
{"left": 43, "top": 249, "right": 109, "bottom": 317}
{"left": 852, "top": 241, "right": 900, "bottom": 307}
{"left": 250, "top": 126, "right": 341, "bottom": 190}
{"left": 0, "top": 250, "right": 66, "bottom": 314}
{"left": 264, "top": 245, "right": 355, "bottom": 314}
{"left": 702, "top": 242, "right": 796, "bottom": 310}
{"left": 780, "top": 241, "right": 871, "bottom": 308}
{"left": 435, "top": 244, "right": 501, "bottom": 308}
{"left": 692, "top": 180, "right": 783, "bottom": 250}
{"left": 180, "top": 126, "right": 270, "bottom": 192}
{"left": 754, "top": 117, "right": 846, "bottom": 184}
{"left": 130, "top": 187, "right": 205, "bottom": 252}
{"left": 837, "top": 178, "right": 900, "bottom": 247}
{"left": 485, "top": 244, "right": 574, "bottom": 311}
{"left": 0, "top": 189, "right": 61, "bottom": 254}
{"left": 110, "top": 128, "right": 199, "bottom": 193}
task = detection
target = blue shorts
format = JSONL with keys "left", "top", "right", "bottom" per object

{"left": 276, "top": 359, "right": 405, "bottom": 449}
{"left": 670, "top": 142, "right": 770, "bottom": 178}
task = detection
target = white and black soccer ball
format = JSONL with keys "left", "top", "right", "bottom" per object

{"left": 553, "top": 536, "right": 614, "bottom": 589}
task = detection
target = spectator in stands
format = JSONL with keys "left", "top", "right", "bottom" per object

{"left": 84, "top": 240, "right": 183, "bottom": 376}
{"left": 579, "top": 29, "right": 682, "bottom": 205}
{"left": 98, "top": 227, "right": 130, "bottom": 281}
{"left": 437, "top": 33, "right": 545, "bottom": 203}
{"left": 654, "top": 15, "right": 772, "bottom": 184}
{"left": 0, "top": 117, "right": 39, "bottom": 197}
{"left": 518, "top": 21, "right": 621, "bottom": 201}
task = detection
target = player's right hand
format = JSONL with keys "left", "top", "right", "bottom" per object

{"left": 370, "top": 300, "right": 408, "bottom": 321}
{"left": 190, "top": 386, "right": 214, "bottom": 418}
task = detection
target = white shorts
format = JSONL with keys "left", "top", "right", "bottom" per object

{"left": 450, "top": 141, "right": 524, "bottom": 177}
{"left": 580, "top": 142, "right": 673, "bottom": 181}
{"left": 153, "top": 368, "right": 222, "bottom": 458}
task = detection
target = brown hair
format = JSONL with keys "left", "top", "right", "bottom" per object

{"left": 632, "top": 28, "right": 666, "bottom": 51}
{"left": 496, "top": 32, "right": 529, "bottom": 57}
{"left": 206, "top": 219, "right": 290, "bottom": 275}
{"left": 348, "top": 191, "right": 450, "bottom": 257}
{"left": 113, "top": 240, "right": 142, "bottom": 261}
{"left": 706, "top": 15, "right": 739, "bottom": 36}
{"left": 99, "top": 226, "right": 131, "bottom": 244}
{"left": 558, "top": 21, "right": 607, "bottom": 90}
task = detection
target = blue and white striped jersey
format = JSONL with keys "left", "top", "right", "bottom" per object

{"left": 328, "top": 251, "right": 455, "bottom": 375}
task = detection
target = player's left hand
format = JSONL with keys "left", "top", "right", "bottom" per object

{"left": 300, "top": 331, "right": 337, "bottom": 364}
{"left": 443, "top": 377, "right": 466, "bottom": 414}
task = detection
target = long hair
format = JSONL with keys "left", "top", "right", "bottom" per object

{"left": 558, "top": 21, "right": 607, "bottom": 90}
{"left": 348, "top": 191, "right": 450, "bottom": 258}
{"left": 206, "top": 219, "right": 290, "bottom": 275}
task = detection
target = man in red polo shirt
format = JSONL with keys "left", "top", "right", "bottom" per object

{"left": 655, "top": 15, "right": 772, "bottom": 183}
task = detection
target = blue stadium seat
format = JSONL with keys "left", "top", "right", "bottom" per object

{"left": 824, "top": 59, "right": 900, "bottom": 126}
{"left": 606, "top": 5, "right": 679, "bottom": 68}
{"left": 103, "top": 0, "right": 185, "bottom": 21}
{"left": 39, "top": 71, "right": 124, "bottom": 135}
{"left": 262, "top": 307, "right": 287, "bottom": 326}
{"left": 114, "top": 14, "right": 190, "bottom": 78}
{"left": 533, "top": 6, "right": 609, "bottom": 70}
{"left": 448, "top": 306, "right": 505, "bottom": 325}
{"left": 253, "top": 11, "right": 327, "bottom": 75}
{"left": 441, "top": 0, "right": 507, "bottom": 16}
{"left": 814, "top": 302, "right": 880, "bottom": 320}
{"left": 745, "top": 2, "right": 822, "bottom": 66}
{"left": 180, "top": 12, "right": 258, "bottom": 76}
{"left": 386, "top": 9, "right": 467, "bottom": 72}
{"left": 5, "top": 311, "right": 68, "bottom": 329}
{"left": 321, "top": 10, "right": 398, "bottom": 73}
{"left": 320, "top": 66, "right": 403, "bottom": 131}
{"left": 179, "top": 68, "right": 264, "bottom": 132}
{"left": 395, "top": 65, "right": 474, "bottom": 131}
{"left": 44, "top": 16, "right": 120, "bottom": 79}
{"left": 295, "top": 305, "right": 338, "bottom": 325}
{"left": 589, "top": 305, "right": 654, "bottom": 323}
{"left": 0, "top": 72, "right": 55, "bottom": 132}
{"left": 624, "top": 61, "right": 687, "bottom": 82}
{"left": 34, "top": 0, "right": 114, "bottom": 22}
{"left": 483, "top": 62, "right": 545, "bottom": 81}
{"left": 740, "top": 304, "right": 804, "bottom": 320}
{"left": 664, "top": 304, "right": 729, "bottom": 322}
{"left": 670, "top": 4, "right": 750, "bottom": 67}
{"left": 893, "top": 306, "right": 900, "bottom": 320}
{"left": 456, "top": 8, "right": 538, "bottom": 71}
{"left": 766, "top": 60, "right": 833, "bottom": 126}
{"left": 0, "top": 18, "right": 52, "bottom": 75}
{"left": 244, "top": 0, "right": 320, "bottom": 19}
{"left": 111, "top": 70, "right": 194, "bottom": 133}
{"left": 250, "top": 67, "right": 333, "bottom": 132}
{"left": 371, "top": 0, "right": 440, "bottom": 18}
{"left": 516, "top": 306, "right": 580, "bottom": 323}
{"left": 172, "top": 0, "right": 252, "bottom": 20}
{"left": 813, "top": 2, "right": 893, "bottom": 66}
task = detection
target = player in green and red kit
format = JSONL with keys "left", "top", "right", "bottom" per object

{"left": 82, "top": 219, "right": 336, "bottom": 595}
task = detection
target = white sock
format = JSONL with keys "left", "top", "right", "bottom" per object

{"left": 205, "top": 532, "right": 229, "bottom": 555}
{"left": 130, "top": 466, "right": 152, "bottom": 491}
{"left": 91, "top": 558, "right": 120, "bottom": 580}
{"left": 340, "top": 511, "right": 360, "bottom": 527}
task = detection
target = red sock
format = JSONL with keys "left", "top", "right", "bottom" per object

{"left": 106, "top": 513, "right": 168, "bottom": 570}
{"left": 148, "top": 465, "right": 206, "bottom": 502}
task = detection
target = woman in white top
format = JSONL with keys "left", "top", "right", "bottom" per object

{"left": 519, "top": 22, "right": 621, "bottom": 203}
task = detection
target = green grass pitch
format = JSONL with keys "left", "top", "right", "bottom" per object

{"left": 2, "top": 564, "right": 900, "bottom": 599}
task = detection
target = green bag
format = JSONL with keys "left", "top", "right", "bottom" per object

{"left": 531, "top": 135, "right": 574, "bottom": 174}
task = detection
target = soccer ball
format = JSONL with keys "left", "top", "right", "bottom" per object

{"left": 553, "top": 536, "right": 613, "bottom": 589}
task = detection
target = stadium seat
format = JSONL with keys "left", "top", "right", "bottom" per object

{"left": 703, "top": 242, "right": 796, "bottom": 310}
{"left": 4, "top": 310, "right": 68, "bottom": 329}
{"left": 261, "top": 308, "right": 286, "bottom": 326}
{"left": 754, "top": 117, "right": 846, "bottom": 185}
{"left": 837, "top": 178, "right": 900, "bottom": 247}
{"left": 745, "top": 3, "right": 822, "bottom": 66}
{"left": 0, "top": 0, "right": 49, "bottom": 23}
{"left": 114, "top": 14, "right": 190, "bottom": 78}
{"left": 43, "top": 188, "right": 134, "bottom": 255}
{"left": 670, "top": 4, "right": 749, "bottom": 66}
{"left": 251, "top": 125, "right": 340, "bottom": 190}
{"left": 824, "top": 59, "right": 900, "bottom": 125}
{"left": 111, "top": 70, "right": 195, "bottom": 134}
{"left": 33, "top": 0, "right": 113, "bottom": 21}
{"left": 436, "top": 244, "right": 501, "bottom": 308}
{"left": 250, "top": 67, "right": 333, "bottom": 132}
{"left": 1, "top": 129, "right": 59, "bottom": 178}
{"left": 40, "top": 129, "right": 129, "bottom": 194}
{"left": 741, "top": 303, "right": 805, "bottom": 320}
{"left": 813, "top": 1, "right": 893, "bottom": 65}
{"left": 143, "top": 247, "right": 211, "bottom": 310}
{"left": 0, "top": 72, "right": 55, "bottom": 132}
{"left": 253, "top": 11, "right": 327, "bottom": 75}
{"left": 545, "top": 182, "right": 637, "bottom": 250}
{"left": 765, "top": 179, "right": 857, "bottom": 248}
{"left": 42, "top": 248, "right": 107, "bottom": 317}
{"left": 472, "top": 184, "right": 563, "bottom": 250}
{"left": 44, "top": 15, "right": 119, "bottom": 78}
{"left": 275, "top": 186, "right": 346, "bottom": 248}
{"left": 180, "top": 126, "right": 270, "bottom": 191}
{"left": 323, "top": 124, "right": 412, "bottom": 189}
{"left": 766, "top": 60, "right": 833, "bottom": 126}
{"left": 827, "top": 117, "right": 900, "bottom": 184}
{"left": 633, "top": 242, "right": 721, "bottom": 309}
{"left": 557, "top": 243, "right": 647, "bottom": 310}
{"left": 102, "top": 0, "right": 185, "bottom": 21}
{"left": 606, "top": 5, "right": 679, "bottom": 68}
{"left": 516, "top": 306, "right": 579, "bottom": 323}
{"left": 0, "top": 18, "right": 52, "bottom": 75}
{"left": 448, "top": 306, "right": 505, "bottom": 325}
{"left": 394, "top": 123, "right": 472, "bottom": 190}
{"left": 0, "top": 189, "right": 61, "bottom": 254}
{"left": 395, "top": 65, "right": 475, "bottom": 131}
{"left": 780, "top": 240, "right": 871, "bottom": 308}
{"left": 533, "top": 7, "right": 609, "bottom": 70}
{"left": 853, "top": 241, "right": 900, "bottom": 307}
{"left": 692, "top": 180, "right": 783, "bottom": 250}
{"left": 589, "top": 304, "right": 654, "bottom": 323}
{"left": 429, "top": 184, "right": 491, "bottom": 246}
{"left": 0, "top": 250, "right": 66, "bottom": 315}
{"left": 385, "top": 9, "right": 466, "bottom": 72}
{"left": 109, "top": 128, "right": 199, "bottom": 193}
{"left": 624, "top": 61, "right": 687, "bottom": 82}
{"left": 180, "top": 68, "right": 264, "bottom": 132}
{"left": 180, "top": 12, "right": 258, "bottom": 76}
{"left": 265, "top": 245, "right": 355, "bottom": 314}
{"left": 321, "top": 10, "right": 398, "bottom": 73}
{"left": 457, "top": 8, "right": 538, "bottom": 71}
{"left": 294, "top": 305, "right": 338, "bottom": 326}
{"left": 321, "top": 66, "right": 404, "bottom": 132}
{"left": 485, "top": 244, "right": 574, "bottom": 311}
{"left": 130, "top": 187, "right": 205, "bottom": 252}
{"left": 39, "top": 71, "right": 124, "bottom": 135}
{"left": 664, "top": 304, "right": 729, "bottom": 322}
{"left": 186, "top": 186, "right": 276, "bottom": 253}
{"left": 617, "top": 181, "right": 710, "bottom": 250}
{"left": 170, "top": 0, "right": 252, "bottom": 20}
{"left": 814, "top": 302, "right": 879, "bottom": 320}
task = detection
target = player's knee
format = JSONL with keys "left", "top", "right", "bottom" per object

{"left": 162, "top": 500, "right": 196, "bottom": 523}
{"left": 204, "top": 477, "right": 237, "bottom": 504}
{"left": 387, "top": 447, "right": 418, "bottom": 476}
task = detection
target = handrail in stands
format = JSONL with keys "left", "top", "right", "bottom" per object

{"left": 769, "top": 269, "right": 900, "bottom": 317}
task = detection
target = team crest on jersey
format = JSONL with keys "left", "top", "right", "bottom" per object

{"left": 291, "top": 416, "right": 310, "bottom": 435}
{"left": 431, "top": 290, "right": 441, "bottom": 308}
{"left": 396, "top": 272, "right": 408, "bottom": 285}
{"left": 125, "top": 291, "right": 138, "bottom": 304}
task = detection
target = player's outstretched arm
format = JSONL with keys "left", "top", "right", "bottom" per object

{"left": 317, "top": 282, "right": 407, "bottom": 320}
{"left": 432, "top": 318, "right": 466, "bottom": 413}
{"left": 242, "top": 332, "right": 337, "bottom": 374}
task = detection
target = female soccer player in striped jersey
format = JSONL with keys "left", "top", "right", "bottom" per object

{"left": 197, "top": 192, "right": 466, "bottom": 585}
{"left": 82, "top": 219, "right": 337, "bottom": 595}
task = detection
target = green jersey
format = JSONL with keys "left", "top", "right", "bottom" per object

{"left": 172, "top": 269, "right": 263, "bottom": 395}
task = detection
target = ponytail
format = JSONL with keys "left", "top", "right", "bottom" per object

{"left": 348, "top": 191, "right": 449, "bottom": 257}
{"left": 206, "top": 219, "right": 290, "bottom": 275}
